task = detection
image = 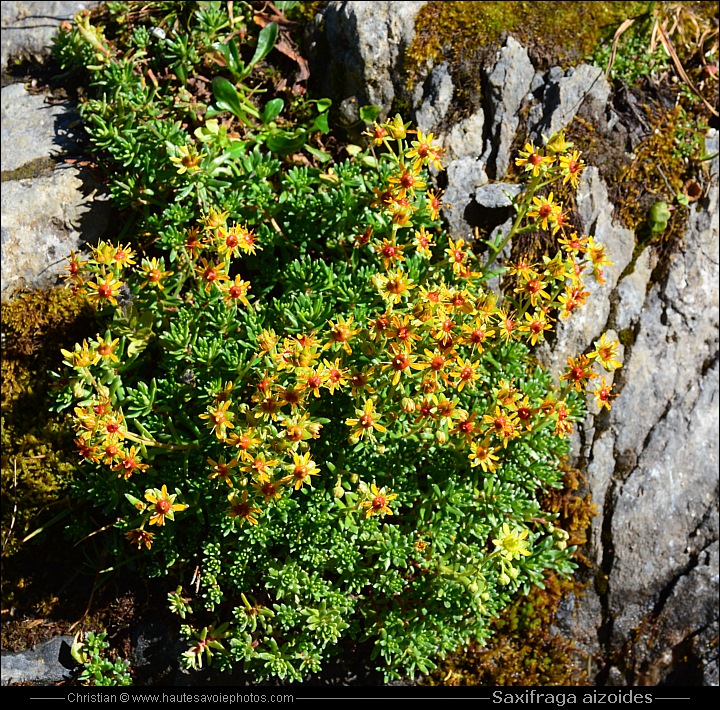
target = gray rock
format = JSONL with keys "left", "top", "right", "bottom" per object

{"left": 614, "top": 246, "right": 653, "bottom": 333}
{"left": 529, "top": 64, "right": 611, "bottom": 143}
{"left": 1, "top": 82, "right": 79, "bottom": 172}
{"left": 0, "top": 635, "right": 75, "bottom": 685}
{"left": 480, "top": 35, "right": 535, "bottom": 179}
{"left": 1, "top": 1, "right": 98, "bottom": 72}
{"left": 556, "top": 135, "right": 719, "bottom": 684}
{"left": 441, "top": 156, "right": 488, "bottom": 239}
{"left": 438, "top": 109, "right": 484, "bottom": 163}
{"left": 320, "top": 1, "right": 425, "bottom": 122}
{"left": 474, "top": 182, "right": 521, "bottom": 210}
{"left": 1, "top": 166, "right": 111, "bottom": 297}
{"left": 413, "top": 62, "right": 453, "bottom": 134}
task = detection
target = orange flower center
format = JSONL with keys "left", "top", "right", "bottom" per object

{"left": 372, "top": 495, "right": 386, "bottom": 511}
{"left": 359, "top": 414, "right": 374, "bottom": 429}
{"left": 430, "top": 356, "right": 445, "bottom": 371}
{"left": 98, "top": 283, "right": 113, "bottom": 298}
{"left": 332, "top": 325, "right": 352, "bottom": 342}
{"left": 156, "top": 499, "right": 172, "bottom": 514}
{"left": 392, "top": 354, "right": 410, "bottom": 371}
{"left": 400, "top": 173, "right": 415, "bottom": 189}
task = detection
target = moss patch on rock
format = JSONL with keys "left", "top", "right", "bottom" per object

{"left": 1, "top": 287, "right": 96, "bottom": 563}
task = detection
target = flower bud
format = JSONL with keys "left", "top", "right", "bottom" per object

{"left": 401, "top": 397, "right": 416, "bottom": 414}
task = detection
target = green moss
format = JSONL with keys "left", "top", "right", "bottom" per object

{"left": 1, "top": 287, "right": 96, "bottom": 561}
{"left": 1, "top": 157, "right": 56, "bottom": 183}
{"left": 407, "top": 1, "right": 649, "bottom": 93}
{"left": 618, "top": 328, "right": 636, "bottom": 349}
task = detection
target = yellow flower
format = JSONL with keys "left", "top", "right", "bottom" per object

{"left": 559, "top": 150, "right": 585, "bottom": 189}
{"left": 144, "top": 485, "right": 188, "bottom": 526}
{"left": 452, "top": 356, "right": 482, "bottom": 392}
{"left": 93, "top": 334, "right": 120, "bottom": 363}
{"left": 587, "top": 333, "right": 622, "bottom": 372}
{"left": 283, "top": 451, "right": 320, "bottom": 490}
{"left": 169, "top": 144, "right": 206, "bottom": 174}
{"left": 515, "top": 141, "right": 554, "bottom": 176}
{"left": 468, "top": 438, "right": 500, "bottom": 473}
{"left": 112, "top": 243, "right": 137, "bottom": 268}
{"left": 384, "top": 113, "right": 411, "bottom": 140}
{"left": 492, "top": 523, "right": 531, "bottom": 560}
{"left": 592, "top": 377, "right": 617, "bottom": 411}
{"left": 406, "top": 129, "right": 444, "bottom": 171}
{"left": 207, "top": 455, "right": 240, "bottom": 487}
{"left": 61, "top": 339, "right": 100, "bottom": 369}
{"left": 373, "top": 269, "right": 416, "bottom": 304}
{"left": 413, "top": 226, "right": 435, "bottom": 258}
{"left": 325, "top": 314, "right": 361, "bottom": 354}
{"left": 387, "top": 161, "right": 426, "bottom": 196}
{"left": 125, "top": 528, "right": 154, "bottom": 550}
{"left": 202, "top": 208, "right": 229, "bottom": 232}
{"left": 85, "top": 275, "right": 124, "bottom": 306}
{"left": 199, "top": 400, "right": 235, "bottom": 440}
{"left": 226, "top": 490, "right": 261, "bottom": 526}
{"left": 527, "top": 192, "right": 562, "bottom": 231}
{"left": 360, "top": 483, "right": 397, "bottom": 518}
{"left": 322, "top": 358, "right": 349, "bottom": 395}
{"left": 345, "top": 398, "right": 386, "bottom": 442}
{"left": 221, "top": 275, "right": 251, "bottom": 307}
{"left": 139, "top": 257, "right": 173, "bottom": 290}
{"left": 518, "top": 309, "right": 552, "bottom": 346}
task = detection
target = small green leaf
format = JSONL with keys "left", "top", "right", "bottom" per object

{"left": 262, "top": 98, "right": 284, "bottom": 124}
{"left": 312, "top": 98, "right": 332, "bottom": 113}
{"left": 304, "top": 144, "right": 331, "bottom": 162}
{"left": 359, "top": 105, "right": 381, "bottom": 123}
{"left": 212, "top": 77, "right": 246, "bottom": 120}
{"left": 247, "top": 22, "right": 278, "bottom": 72}
{"left": 311, "top": 112, "right": 330, "bottom": 134}
{"left": 266, "top": 131, "right": 308, "bottom": 154}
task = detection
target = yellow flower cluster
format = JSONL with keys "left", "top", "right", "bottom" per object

{"left": 62, "top": 119, "right": 622, "bottom": 546}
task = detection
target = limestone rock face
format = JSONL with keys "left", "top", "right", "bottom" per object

{"left": 480, "top": 36, "right": 535, "bottom": 180}
{"left": 1, "top": 0, "right": 98, "bottom": 71}
{"left": 318, "top": 1, "right": 426, "bottom": 123}
{"left": 1, "top": 82, "right": 113, "bottom": 298}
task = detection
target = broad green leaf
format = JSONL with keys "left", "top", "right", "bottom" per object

{"left": 266, "top": 131, "right": 307, "bottom": 154}
{"left": 311, "top": 112, "right": 330, "bottom": 134}
{"left": 246, "top": 22, "right": 278, "bottom": 73}
{"left": 359, "top": 104, "right": 381, "bottom": 123}
{"left": 212, "top": 77, "right": 246, "bottom": 120}
{"left": 262, "top": 98, "right": 284, "bottom": 124}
